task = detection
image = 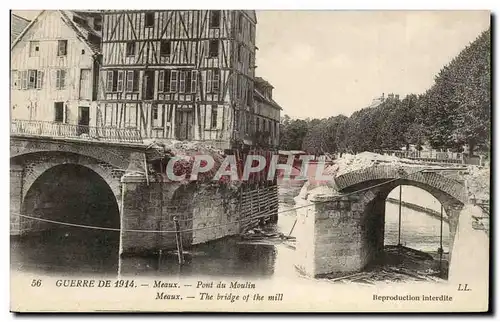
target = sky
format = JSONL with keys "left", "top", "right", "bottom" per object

{"left": 13, "top": 10, "right": 491, "bottom": 119}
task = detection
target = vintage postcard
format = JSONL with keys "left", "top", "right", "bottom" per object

{"left": 9, "top": 9, "right": 491, "bottom": 313}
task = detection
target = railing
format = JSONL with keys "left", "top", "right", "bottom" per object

{"left": 377, "top": 149, "right": 466, "bottom": 165}
{"left": 11, "top": 119, "right": 143, "bottom": 144}
{"left": 377, "top": 149, "right": 485, "bottom": 166}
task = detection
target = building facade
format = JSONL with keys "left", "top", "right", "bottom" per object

{"left": 253, "top": 77, "right": 281, "bottom": 148}
{"left": 97, "top": 10, "right": 261, "bottom": 149}
{"left": 11, "top": 10, "right": 102, "bottom": 129}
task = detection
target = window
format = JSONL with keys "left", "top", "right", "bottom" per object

{"left": 152, "top": 106, "right": 158, "bottom": 120}
{"left": 206, "top": 69, "right": 220, "bottom": 93}
{"left": 152, "top": 105, "right": 163, "bottom": 127}
{"left": 54, "top": 102, "right": 64, "bottom": 123}
{"left": 145, "top": 12, "right": 154, "bottom": 28}
{"left": 160, "top": 40, "right": 171, "bottom": 56}
{"left": 208, "top": 40, "right": 219, "bottom": 58}
{"left": 190, "top": 70, "right": 197, "bottom": 93}
{"left": 126, "top": 42, "right": 135, "bottom": 56}
{"left": 117, "top": 71, "right": 124, "bottom": 92}
{"left": 209, "top": 10, "right": 221, "bottom": 28}
{"left": 58, "top": 40, "right": 67, "bottom": 56}
{"left": 170, "top": 70, "right": 178, "bottom": 92}
{"left": 211, "top": 105, "right": 218, "bottom": 128}
{"left": 56, "top": 70, "right": 66, "bottom": 90}
{"left": 248, "top": 54, "right": 252, "bottom": 67}
{"left": 27, "top": 70, "right": 37, "bottom": 89}
{"left": 158, "top": 70, "right": 171, "bottom": 93}
{"left": 29, "top": 41, "right": 39, "bottom": 57}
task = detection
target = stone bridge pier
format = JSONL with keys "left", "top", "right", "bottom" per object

{"left": 295, "top": 165, "right": 469, "bottom": 278}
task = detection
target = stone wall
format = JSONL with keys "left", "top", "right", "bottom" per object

{"left": 120, "top": 175, "right": 244, "bottom": 255}
{"left": 295, "top": 188, "right": 388, "bottom": 277}
{"left": 192, "top": 186, "right": 240, "bottom": 244}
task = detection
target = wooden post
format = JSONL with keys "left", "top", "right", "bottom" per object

{"left": 397, "top": 185, "right": 402, "bottom": 247}
{"left": 438, "top": 205, "right": 444, "bottom": 274}
{"left": 173, "top": 216, "right": 184, "bottom": 265}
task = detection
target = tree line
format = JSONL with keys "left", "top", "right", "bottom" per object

{"left": 279, "top": 28, "right": 490, "bottom": 157}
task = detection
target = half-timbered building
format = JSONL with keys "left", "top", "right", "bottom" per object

{"left": 98, "top": 10, "right": 259, "bottom": 149}
{"left": 11, "top": 10, "right": 102, "bottom": 129}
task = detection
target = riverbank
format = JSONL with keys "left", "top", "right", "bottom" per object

{"left": 386, "top": 197, "right": 448, "bottom": 223}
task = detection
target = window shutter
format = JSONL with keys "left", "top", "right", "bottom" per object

{"left": 61, "top": 70, "right": 66, "bottom": 89}
{"left": 117, "top": 71, "right": 124, "bottom": 92}
{"left": 216, "top": 106, "right": 223, "bottom": 130}
{"left": 191, "top": 70, "right": 197, "bottom": 93}
{"left": 164, "top": 70, "right": 171, "bottom": 92}
{"left": 36, "top": 70, "right": 44, "bottom": 89}
{"left": 204, "top": 106, "right": 211, "bottom": 130}
{"left": 56, "top": 70, "right": 61, "bottom": 90}
{"left": 185, "top": 70, "right": 191, "bottom": 93}
{"left": 158, "top": 70, "right": 164, "bottom": 92}
{"left": 126, "top": 71, "right": 133, "bottom": 92}
{"left": 206, "top": 70, "right": 212, "bottom": 93}
{"left": 213, "top": 70, "right": 220, "bottom": 93}
{"left": 179, "top": 71, "right": 186, "bottom": 93}
{"left": 170, "top": 71, "right": 178, "bottom": 92}
{"left": 106, "top": 71, "right": 112, "bottom": 92}
{"left": 133, "top": 71, "right": 139, "bottom": 92}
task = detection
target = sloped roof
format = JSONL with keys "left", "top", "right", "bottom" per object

{"left": 11, "top": 14, "right": 30, "bottom": 44}
{"left": 254, "top": 88, "right": 282, "bottom": 110}
{"left": 11, "top": 10, "right": 101, "bottom": 55}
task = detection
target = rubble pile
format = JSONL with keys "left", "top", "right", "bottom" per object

{"left": 144, "top": 139, "right": 232, "bottom": 186}
{"left": 321, "top": 246, "right": 447, "bottom": 285}
{"left": 464, "top": 166, "right": 490, "bottom": 202}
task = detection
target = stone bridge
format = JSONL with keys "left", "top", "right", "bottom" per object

{"left": 10, "top": 134, "right": 276, "bottom": 256}
{"left": 294, "top": 159, "right": 488, "bottom": 278}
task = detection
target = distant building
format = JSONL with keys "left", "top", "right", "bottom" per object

{"left": 11, "top": 10, "right": 102, "bottom": 128}
{"left": 11, "top": 13, "right": 30, "bottom": 44}
{"left": 253, "top": 77, "right": 281, "bottom": 148}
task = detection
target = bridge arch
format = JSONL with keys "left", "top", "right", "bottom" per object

{"left": 12, "top": 151, "right": 123, "bottom": 203}
{"left": 21, "top": 163, "right": 121, "bottom": 230}
{"left": 331, "top": 165, "right": 465, "bottom": 275}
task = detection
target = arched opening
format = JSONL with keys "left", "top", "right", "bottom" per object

{"left": 376, "top": 184, "right": 451, "bottom": 279}
{"left": 12, "top": 164, "right": 121, "bottom": 275}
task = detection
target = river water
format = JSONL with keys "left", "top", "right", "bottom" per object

{"left": 11, "top": 185, "right": 449, "bottom": 279}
